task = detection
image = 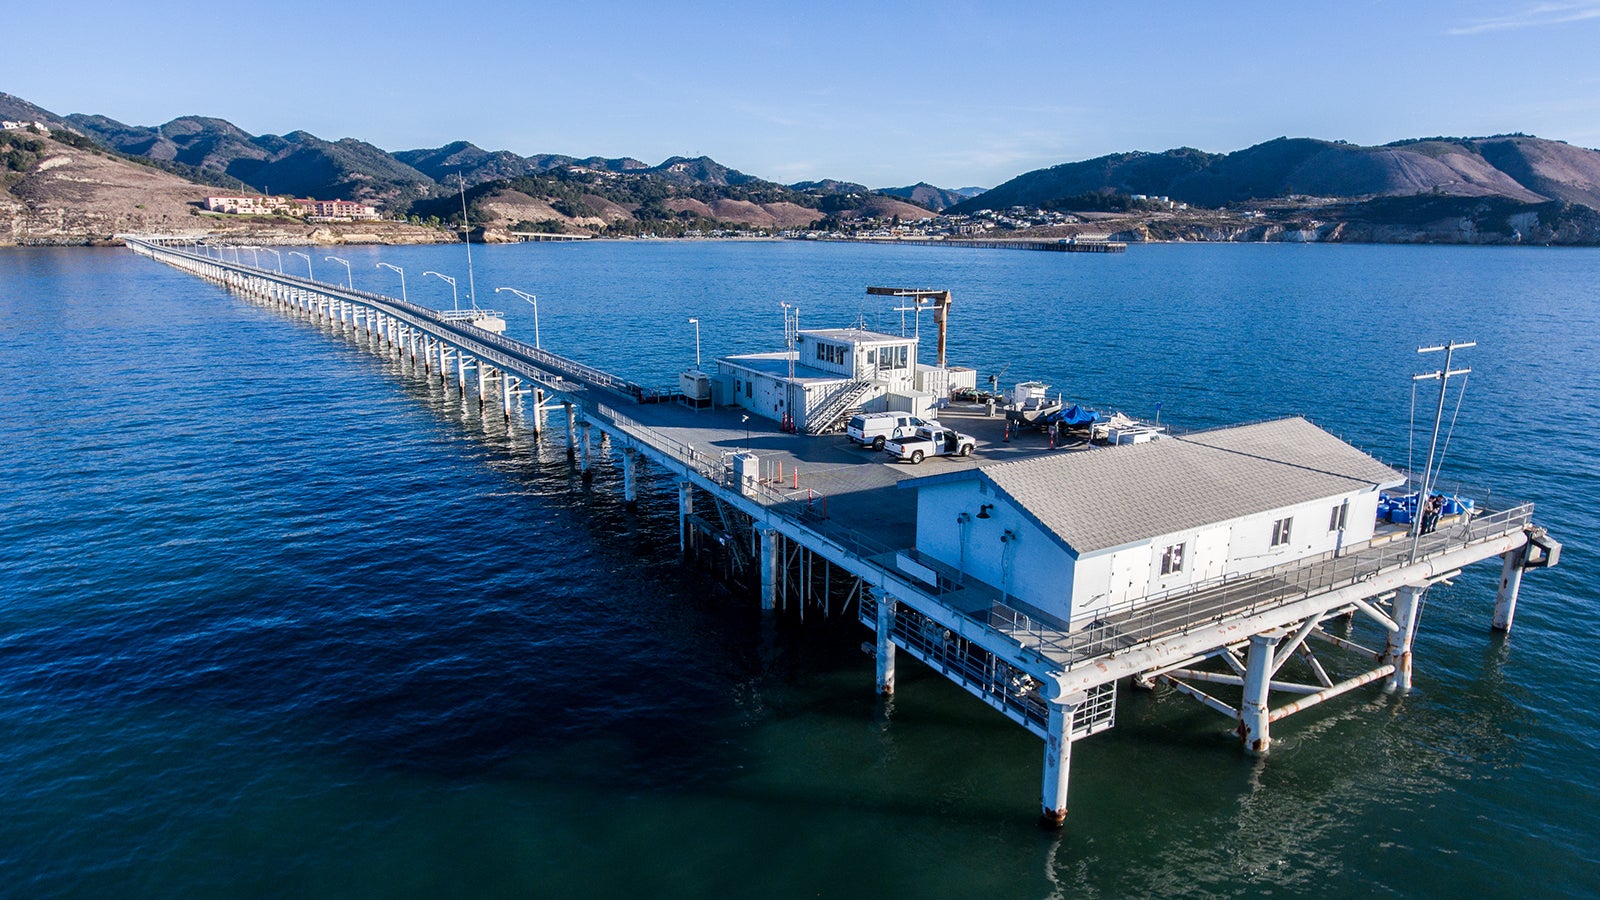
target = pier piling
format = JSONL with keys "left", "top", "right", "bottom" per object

{"left": 1494, "top": 548, "right": 1525, "bottom": 632}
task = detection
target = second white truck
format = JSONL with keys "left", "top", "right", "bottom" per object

{"left": 883, "top": 426, "right": 977, "bottom": 464}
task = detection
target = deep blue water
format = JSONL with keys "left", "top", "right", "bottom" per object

{"left": 0, "top": 241, "right": 1596, "bottom": 897}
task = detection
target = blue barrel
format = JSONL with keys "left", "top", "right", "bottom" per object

{"left": 1391, "top": 507, "right": 1412, "bottom": 525}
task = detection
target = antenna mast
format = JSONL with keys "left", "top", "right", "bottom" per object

{"left": 781, "top": 302, "right": 799, "bottom": 380}
{"left": 1409, "top": 339, "right": 1474, "bottom": 561}
{"left": 459, "top": 172, "right": 477, "bottom": 309}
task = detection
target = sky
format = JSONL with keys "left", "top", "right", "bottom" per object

{"left": 6, "top": 0, "right": 1600, "bottom": 189}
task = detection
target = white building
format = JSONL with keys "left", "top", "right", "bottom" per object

{"left": 903, "top": 417, "right": 1405, "bottom": 627}
{"left": 716, "top": 327, "right": 922, "bottom": 432}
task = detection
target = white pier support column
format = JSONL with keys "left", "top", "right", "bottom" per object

{"left": 501, "top": 373, "right": 515, "bottom": 419}
{"left": 1040, "top": 690, "right": 1085, "bottom": 828}
{"left": 622, "top": 446, "right": 638, "bottom": 508}
{"left": 578, "top": 420, "right": 593, "bottom": 483}
{"left": 457, "top": 352, "right": 470, "bottom": 391}
{"left": 530, "top": 389, "right": 546, "bottom": 435}
{"left": 1386, "top": 585, "right": 1426, "bottom": 693}
{"left": 760, "top": 528, "right": 779, "bottom": 612}
{"left": 564, "top": 402, "right": 577, "bottom": 460}
{"left": 1239, "top": 632, "right": 1279, "bottom": 755}
{"left": 874, "top": 595, "right": 896, "bottom": 693}
{"left": 677, "top": 480, "right": 693, "bottom": 554}
{"left": 476, "top": 362, "right": 488, "bottom": 406}
{"left": 1493, "top": 548, "right": 1526, "bottom": 632}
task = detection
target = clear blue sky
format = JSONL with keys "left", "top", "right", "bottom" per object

{"left": 6, "top": 0, "right": 1600, "bottom": 189}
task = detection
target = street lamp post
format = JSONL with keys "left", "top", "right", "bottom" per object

{"left": 262, "top": 247, "right": 282, "bottom": 273}
{"left": 494, "top": 287, "right": 539, "bottom": 349}
{"left": 688, "top": 317, "right": 701, "bottom": 369}
{"left": 245, "top": 247, "right": 261, "bottom": 267}
{"left": 325, "top": 256, "right": 352, "bottom": 289}
{"left": 288, "top": 251, "right": 313, "bottom": 280}
{"left": 423, "top": 270, "right": 458, "bottom": 310}
{"left": 376, "top": 262, "right": 407, "bottom": 302}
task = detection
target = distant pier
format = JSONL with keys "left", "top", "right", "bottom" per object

{"left": 838, "top": 236, "right": 1126, "bottom": 253}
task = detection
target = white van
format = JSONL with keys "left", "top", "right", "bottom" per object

{"left": 847, "top": 413, "right": 934, "bottom": 450}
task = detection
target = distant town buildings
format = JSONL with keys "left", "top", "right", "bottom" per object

{"left": 2, "top": 120, "right": 51, "bottom": 133}
{"left": 204, "top": 195, "right": 379, "bottom": 220}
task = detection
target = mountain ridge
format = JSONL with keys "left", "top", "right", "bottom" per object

{"left": 951, "top": 135, "right": 1600, "bottom": 214}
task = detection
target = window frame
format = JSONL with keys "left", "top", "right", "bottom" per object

{"left": 1160, "top": 542, "right": 1185, "bottom": 576}
{"left": 1271, "top": 516, "right": 1293, "bottom": 547}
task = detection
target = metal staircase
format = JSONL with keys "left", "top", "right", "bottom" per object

{"left": 805, "top": 380, "right": 877, "bottom": 434}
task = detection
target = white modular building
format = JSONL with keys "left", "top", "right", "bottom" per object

{"left": 716, "top": 327, "right": 921, "bottom": 433}
{"left": 902, "top": 417, "right": 1406, "bottom": 627}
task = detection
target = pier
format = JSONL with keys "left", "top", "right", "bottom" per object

{"left": 850, "top": 236, "right": 1127, "bottom": 253}
{"left": 123, "top": 235, "right": 1559, "bottom": 827}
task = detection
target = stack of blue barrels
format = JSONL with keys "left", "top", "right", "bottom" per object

{"left": 1376, "top": 492, "right": 1474, "bottom": 524}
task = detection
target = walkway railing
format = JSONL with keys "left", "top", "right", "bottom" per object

{"left": 979, "top": 503, "right": 1534, "bottom": 669}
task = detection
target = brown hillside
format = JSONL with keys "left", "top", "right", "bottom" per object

{"left": 5, "top": 138, "right": 215, "bottom": 243}
{"left": 2, "top": 135, "right": 449, "bottom": 246}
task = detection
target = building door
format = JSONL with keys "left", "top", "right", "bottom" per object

{"left": 1106, "top": 548, "right": 1147, "bottom": 606}
{"left": 1192, "top": 526, "right": 1231, "bottom": 583}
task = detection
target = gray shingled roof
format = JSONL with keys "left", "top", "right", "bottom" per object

{"left": 976, "top": 417, "right": 1404, "bottom": 554}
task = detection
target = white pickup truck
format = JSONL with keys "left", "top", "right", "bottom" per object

{"left": 883, "top": 426, "right": 977, "bottom": 464}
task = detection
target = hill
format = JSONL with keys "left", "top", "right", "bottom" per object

{"left": 1, "top": 122, "right": 450, "bottom": 246}
{"left": 877, "top": 182, "right": 968, "bottom": 212}
{"left": 392, "top": 141, "right": 650, "bottom": 187}
{"left": 56, "top": 104, "right": 911, "bottom": 233}
{"left": 68, "top": 113, "right": 437, "bottom": 208}
{"left": 953, "top": 136, "right": 1600, "bottom": 214}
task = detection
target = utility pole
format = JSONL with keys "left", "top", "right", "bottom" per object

{"left": 1410, "top": 340, "right": 1473, "bottom": 562}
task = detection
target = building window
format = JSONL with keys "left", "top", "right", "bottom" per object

{"left": 1271, "top": 517, "right": 1293, "bottom": 547}
{"left": 1160, "top": 542, "right": 1185, "bottom": 575}
{"left": 746, "top": 380, "right": 753, "bottom": 398}
{"left": 815, "top": 344, "right": 824, "bottom": 360}
{"left": 1329, "top": 502, "right": 1348, "bottom": 532}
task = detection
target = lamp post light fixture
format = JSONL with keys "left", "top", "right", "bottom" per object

{"left": 688, "top": 317, "right": 701, "bottom": 369}
{"left": 262, "top": 247, "right": 282, "bottom": 273}
{"left": 325, "top": 256, "right": 352, "bottom": 289}
{"left": 376, "top": 262, "right": 407, "bottom": 303}
{"left": 423, "top": 270, "right": 458, "bottom": 310}
{"left": 494, "top": 287, "right": 539, "bottom": 348}
{"left": 288, "top": 251, "right": 313, "bottom": 280}
{"left": 245, "top": 247, "right": 261, "bottom": 267}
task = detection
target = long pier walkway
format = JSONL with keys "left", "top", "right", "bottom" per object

{"left": 124, "top": 235, "right": 1558, "bottom": 826}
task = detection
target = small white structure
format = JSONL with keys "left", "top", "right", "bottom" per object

{"left": 716, "top": 327, "right": 919, "bottom": 433}
{"left": 903, "top": 417, "right": 1405, "bottom": 626}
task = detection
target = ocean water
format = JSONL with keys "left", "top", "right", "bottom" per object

{"left": 0, "top": 241, "right": 1595, "bottom": 898}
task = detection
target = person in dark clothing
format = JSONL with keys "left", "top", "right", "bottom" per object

{"left": 1422, "top": 494, "right": 1444, "bottom": 534}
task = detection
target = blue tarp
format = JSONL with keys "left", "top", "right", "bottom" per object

{"left": 1045, "top": 404, "right": 1100, "bottom": 426}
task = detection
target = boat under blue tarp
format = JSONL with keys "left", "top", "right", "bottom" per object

{"left": 1044, "top": 404, "right": 1100, "bottom": 426}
